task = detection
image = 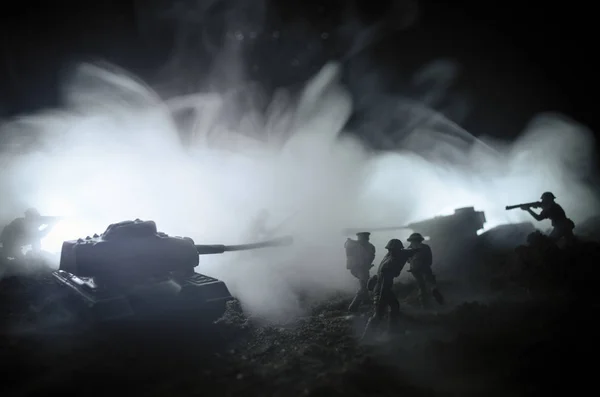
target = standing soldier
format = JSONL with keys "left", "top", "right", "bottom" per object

{"left": 521, "top": 192, "right": 575, "bottom": 243}
{"left": 345, "top": 232, "right": 376, "bottom": 313}
{"left": 406, "top": 232, "right": 445, "bottom": 308}
{"left": 362, "top": 239, "right": 419, "bottom": 339}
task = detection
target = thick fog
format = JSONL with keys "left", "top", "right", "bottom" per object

{"left": 0, "top": 59, "right": 598, "bottom": 319}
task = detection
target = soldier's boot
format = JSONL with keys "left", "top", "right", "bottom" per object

{"left": 432, "top": 288, "right": 445, "bottom": 305}
{"left": 360, "top": 315, "right": 381, "bottom": 341}
{"left": 348, "top": 289, "right": 370, "bottom": 313}
{"left": 348, "top": 297, "right": 361, "bottom": 313}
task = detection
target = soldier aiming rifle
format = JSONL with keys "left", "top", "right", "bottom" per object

{"left": 506, "top": 191, "right": 575, "bottom": 243}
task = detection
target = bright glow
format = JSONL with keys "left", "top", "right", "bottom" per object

{"left": 40, "top": 219, "right": 94, "bottom": 252}
{"left": 1, "top": 62, "right": 598, "bottom": 320}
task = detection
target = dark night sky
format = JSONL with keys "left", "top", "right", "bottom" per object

{"left": 1, "top": 1, "right": 597, "bottom": 148}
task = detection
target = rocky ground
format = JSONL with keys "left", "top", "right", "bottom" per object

{"left": 1, "top": 238, "right": 599, "bottom": 397}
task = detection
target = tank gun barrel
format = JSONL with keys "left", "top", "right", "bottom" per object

{"left": 195, "top": 235, "right": 294, "bottom": 255}
{"left": 342, "top": 226, "right": 410, "bottom": 235}
{"left": 342, "top": 207, "right": 487, "bottom": 237}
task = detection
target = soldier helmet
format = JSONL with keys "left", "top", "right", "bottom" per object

{"left": 24, "top": 208, "right": 40, "bottom": 218}
{"left": 407, "top": 232, "right": 424, "bottom": 242}
{"left": 385, "top": 238, "right": 404, "bottom": 250}
{"left": 540, "top": 192, "right": 555, "bottom": 201}
{"left": 356, "top": 232, "right": 370, "bottom": 238}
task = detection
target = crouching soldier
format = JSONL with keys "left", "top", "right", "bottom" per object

{"left": 521, "top": 192, "right": 575, "bottom": 245}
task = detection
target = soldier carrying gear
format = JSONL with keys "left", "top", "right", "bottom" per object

{"left": 361, "top": 238, "right": 419, "bottom": 340}
{"left": 521, "top": 192, "right": 575, "bottom": 244}
{"left": 345, "top": 232, "right": 376, "bottom": 313}
{"left": 1, "top": 208, "right": 47, "bottom": 260}
{"left": 406, "top": 232, "right": 444, "bottom": 308}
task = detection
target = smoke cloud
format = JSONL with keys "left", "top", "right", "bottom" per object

{"left": 0, "top": 57, "right": 597, "bottom": 319}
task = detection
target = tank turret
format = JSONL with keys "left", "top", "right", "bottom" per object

{"left": 402, "top": 207, "right": 486, "bottom": 240}
{"left": 52, "top": 219, "right": 293, "bottom": 323}
{"left": 343, "top": 207, "right": 486, "bottom": 277}
{"left": 343, "top": 207, "right": 486, "bottom": 239}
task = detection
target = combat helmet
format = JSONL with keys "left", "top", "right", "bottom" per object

{"left": 407, "top": 232, "right": 424, "bottom": 242}
{"left": 385, "top": 238, "right": 404, "bottom": 250}
{"left": 24, "top": 208, "right": 40, "bottom": 218}
{"left": 356, "top": 232, "right": 371, "bottom": 239}
{"left": 540, "top": 192, "right": 555, "bottom": 201}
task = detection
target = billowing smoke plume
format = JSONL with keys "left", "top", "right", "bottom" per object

{"left": 0, "top": 60, "right": 597, "bottom": 320}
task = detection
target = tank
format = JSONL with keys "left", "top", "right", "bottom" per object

{"left": 345, "top": 207, "right": 486, "bottom": 240}
{"left": 343, "top": 207, "right": 487, "bottom": 277}
{"left": 51, "top": 219, "right": 293, "bottom": 323}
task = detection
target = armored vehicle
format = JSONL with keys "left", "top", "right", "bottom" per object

{"left": 52, "top": 219, "right": 293, "bottom": 323}
{"left": 344, "top": 207, "right": 486, "bottom": 277}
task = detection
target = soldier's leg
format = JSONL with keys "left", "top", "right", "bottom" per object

{"left": 348, "top": 268, "right": 361, "bottom": 312}
{"left": 362, "top": 277, "right": 392, "bottom": 339}
{"left": 348, "top": 270, "right": 370, "bottom": 312}
{"left": 549, "top": 226, "right": 574, "bottom": 248}
{"left": 361, "top": 297, "right": 386, "bottom": 340}
{"left": 549, "top": 227, "right": 561, "bottom": 241}
{"left": 424, "top": 267, "right": 444, "bottom": 305}
{"left": 413, "top": 272, "right": 431, "bottom": 309}
{"left": 385, "top": 288, "right": 402, "bottom": 333}
{"left": 561, "top": 224, "right": 576, "bottom": 247}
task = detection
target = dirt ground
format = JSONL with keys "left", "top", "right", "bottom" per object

{"left": 1, "top": 260, "right": 597, "bottom": 397}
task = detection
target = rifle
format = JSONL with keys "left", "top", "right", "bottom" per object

{"left": 505, "top": 201, "right": 541, "bottom": 211}
{"left": 36, "top": 216, "right": 66, "bottom": 235}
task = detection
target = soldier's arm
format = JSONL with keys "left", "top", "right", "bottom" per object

{"left": 369, "top": 244, "right": 376, "bottom": 263}
{"left": 523, "top": 207, "right": 544, "bottom": 221}
{"left": 425, "top": 246, "right": 433, "bottom": 267}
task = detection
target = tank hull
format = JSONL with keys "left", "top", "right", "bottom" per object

{"left": 49, "top": 219, "right": 292, "bottom": 326}
{"left": 52, "top": 269, "right": 234, "bottom": 323}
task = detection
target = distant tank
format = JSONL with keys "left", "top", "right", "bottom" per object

{"left": 345, "top": 207, "right": 486, "bottom": 240}
{"left": 52, "top": 219, "right": 293, "bottom": 323}
{"left": 343, "top": 207, "right": 487, "bottom": 277}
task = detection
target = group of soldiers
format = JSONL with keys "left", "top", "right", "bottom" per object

{"left": 344, "top": 191, "right": 575, "bottom": 339}
{"left": 345, "top": 231, "right": 445, "bottom": 338}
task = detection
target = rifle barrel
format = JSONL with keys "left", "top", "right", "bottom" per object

{"left": 505, "top": 201, "right": 540, "bottom": 211}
